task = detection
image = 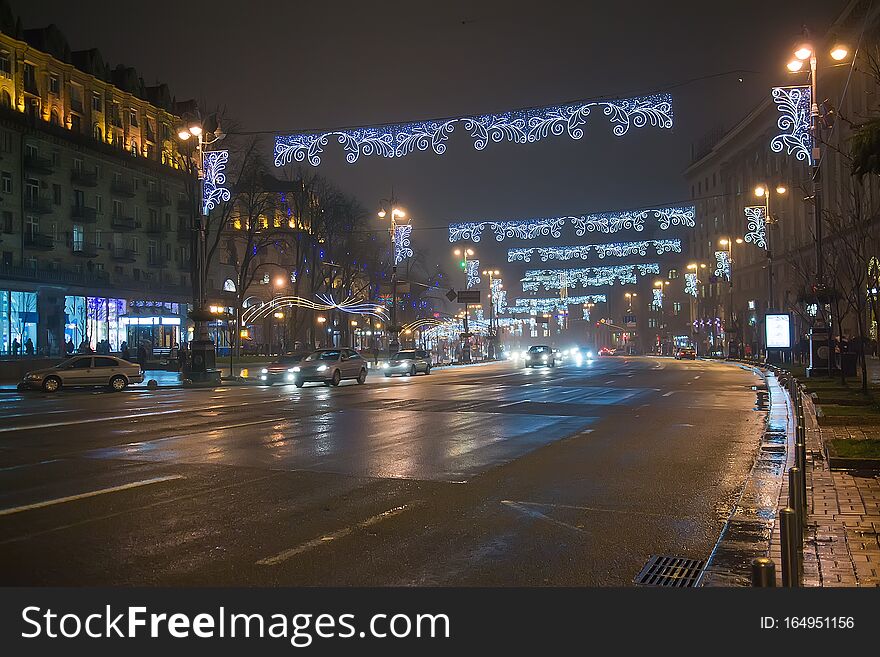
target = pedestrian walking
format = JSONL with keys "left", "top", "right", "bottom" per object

{"left": 137, "top": 344, "right": 147, "bottom": 369}
{"left": 24, "top": 337, "right": 34, "bottom": 355}
{"left": 177, "top": 343, "right": 188, "bottom": 371}
{"left": 121, "top": 341, "right": 131, "bottom": 362}
{"left": 65, "top": 338, "right": 75, "bottom": 355}
{"left": 11, "top": 338, "right": 20, "bottom": 356}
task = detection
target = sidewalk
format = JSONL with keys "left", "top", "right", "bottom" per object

{"left": 768, "top": 387, "right": 880, "bottom": 586}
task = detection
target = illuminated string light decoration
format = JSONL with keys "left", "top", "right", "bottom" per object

{"left": 521, "top": 264, "right": 659, "bottom": 291}
{"left": 770, "top": 86, "right": 812, "bottom": 164}
{"left": 466, "top": 259, "right": 481, "bottom": 289}
{"left": 744, "top": 206, "right": 767, "bottom": 250}
{"left": 241, "top": 294, "right": 389, "bottom": 324}
{"left": 714, "top": 250, "right": 731, "bottom": 281}
{"left": 423, "top": 318, "right": 492, "bottom": 340}
{"left": 570, "top": 206, "right": 695, "bottom": 234}
{"left": 394, "top": 224, "right": 413, "bottom": 265}
{"left": 652, "top": 288, "right": 663, "bottom": 309}
{"left": 491, "top": 277, "right": 506, "bottom": 315}
{"left": 202, "top": 150, "right": 231, "bottom": 215}
{"left": 684, "top": 272, "right": 698, "bottom": 297}
{"left": 508, "top": 239, "right": 681, "bottom": 262}
{"left": 506, "top": 294, "right": 606, "bottom": 314}
{"left": 274, "top": 93, "right": 674, "bottom": 167}
{"left": 448, "top": 217, "right": 565, "bottom": 243}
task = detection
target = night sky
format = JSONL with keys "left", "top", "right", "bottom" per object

{"left": 15, "top": 0, "right": 840, "bottom": 278}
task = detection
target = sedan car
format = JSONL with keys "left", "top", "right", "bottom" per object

{"left": 289, "top": 348, "right": 367, "bottom": 387}
{"left": 19, "top": 355, "right": 144, "bottom": 392}
{"left": 258, "top": 352, "right": 310, "bottom": 384}
{"left": 382, "top": 349, "right": 432, "bottom": 377}
{"left": 523, "top": 345, "right": 561, "bottom": 367}
{"left": 598, "top": 347, "right": 616, "bottom": 357}
{"left": 675, "top": 347, "right": 697, "bottom": 360}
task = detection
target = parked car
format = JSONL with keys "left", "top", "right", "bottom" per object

{"left": 259, "top": 352, "right": 310, "bottom": 384}
{"left": 675, "top": 347, "right": 697, "bottom": 360}
{"left": 382, "top": 349, "right": 432, "bottom": 377}
{"left": 289, "top": 348, "right": 367, "bottom": 387}
{"left": 598, "top": 347, "right": 616, "bottom": 357}
{"left": 18, "top": 355, "right": 144, "bottom": 392}
{"left": 523, "top": 345, "right": 561, "bottom": 367}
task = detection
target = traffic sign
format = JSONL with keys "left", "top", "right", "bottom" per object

{"left": 446, "top": 289, "right": 458, "bottom": 302}
{"left": 456, "top": 290, "right": 481, "bottom": 304}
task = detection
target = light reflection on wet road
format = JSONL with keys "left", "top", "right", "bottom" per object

{"left": 0, "top": 356, "right": 765, "bottom": 586}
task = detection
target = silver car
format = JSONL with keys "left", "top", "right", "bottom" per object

{"left": 382, "top": 349, "right": 432, "bottom": 377}
{"left": 290, "top": 348, "right": 368, "bottom": 387}
{"left": 19, "top": 355, "right": 145, "bottom": 392}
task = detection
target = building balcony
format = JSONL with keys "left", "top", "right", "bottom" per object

{"left": 72, "top": 242, "right": 99, "bottom": 258}
{"left": 71, "top": 205, "right": 98, "bottom": 223}
{"left": 110, "top": 215, "right": 139, "bottom": 231}
{"left": 70, "top": 99, "right": 84, "bottom": 113}
{"left": 148, "top": 255, "right": 169, "bottom": 268}
{"left": 144, "top": 221, "right": 165, "bottom": 234}
{"left": 70, "top": 168, "right": 98, "bottom": 187}
{"left": 24, "top": 232, "right": 55, "bottom": 250}
{"left": 146, "top": 190, "right": 168, "bottom": 206}
{"left": 111, "top": 248, "right": 138, "bottom": 263}
{"left": 0, "top": 262, "right": 110, "bottom": 288}
{"left": 24, "top": 153, "right": 54, "bottom": 174}
{"left": 24, "top": 195, "right": 53, "bottom": 214}
{"left": 110, "top": 179, "right": 135, "bottom": 197}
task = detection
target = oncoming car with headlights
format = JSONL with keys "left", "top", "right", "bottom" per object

{"left": 523, "top": 345, "right": 560, "bottom": 368}
{"left": 381, "top": 349, "right": 432, "bottom": 377}
{"left": 258, "top": 352, "right": 310, "bottom": 384}
{"left": 288, "top": 348, "right": 367, "bottom": 387}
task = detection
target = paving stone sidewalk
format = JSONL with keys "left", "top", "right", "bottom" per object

{"left": 769, "top": 391, "right": 880, "bottom": 587}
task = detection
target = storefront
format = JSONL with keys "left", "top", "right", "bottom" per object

{"left": 0, "top": 289, "right": 38, "bottom": 355}
{"left": 63, "top": 296, "right": 186, "bottom": 353}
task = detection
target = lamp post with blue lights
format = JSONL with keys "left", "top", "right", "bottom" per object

{"left": 378, "top": 203, "right": 407, "bottom": 354}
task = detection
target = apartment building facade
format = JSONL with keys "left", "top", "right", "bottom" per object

{"left": 0, "top": 10, "right": 203, "bottom": 356}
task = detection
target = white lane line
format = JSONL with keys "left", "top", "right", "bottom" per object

{"left": 693, "top": 375, "right": 701, "bottom": 380}
{"left": 662, "top": 391, "right": 676, "bottom": 397}
{"left": 0, "top": 458, "right": 62, "bottom": 472}
{"left": 604, "top": 380, "right": 615, "bottom": 384}
{"left": 502, "top": 500, "right": 701, "bottom": 522}
{"left": 500, "top": 500, "right": 584, "bottom": 534}
{"left": 0, "top": 474, "right": 184, "bottom": 517}
{"left": 257, "top": 504, "right": 414, "bottom": 566}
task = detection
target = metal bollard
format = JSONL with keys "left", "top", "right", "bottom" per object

{"left": 780, "top": 507, "right": 801, "bottom": 587}
{"left": 789, "top": 466, "right": 805, "bottom": 530}
{"left": 797, "top": 441, "right": 808, "bottom": 513}
{"left": 751, "top": 557, "right": 776, "bottom": 587}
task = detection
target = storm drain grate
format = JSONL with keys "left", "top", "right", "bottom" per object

{"left": 634, "top": 555, "right": 705, "bottom": 587}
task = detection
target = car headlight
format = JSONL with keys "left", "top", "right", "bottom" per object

{"left": 289, "top": 366, "right": 300, "bottom": 373}
{"left": 525, "top": 355, "right": 531, "bottom": 360}
{"left": 586, "top": 351, "right": 594, "bottom": 359}
{"left": 27, "top": 373, "right": 41, "bottom": 379}
{"left": 261, "top": 368, "right": 268, "bottom": 374}
{"left": 541, "top": 355, "right": 548, "bottom": 361}
{"left": 317, "top": 365, "right": 328, "bottom": 372}
{"left": 379, "top": 362, "right": 389, "bottom": 369}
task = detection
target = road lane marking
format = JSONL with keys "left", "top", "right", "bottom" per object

{"left": 662, "top": 391, "right": 676, "bottom": 397}
{"left": 693, "top": 375, "right": 701, "bottom": 379}
{"left": 501, "top": 500, "right": 702, "bottom": 522}
{"left": 257, "top": 504, "right": 415, "bottom": 566}
{"left": 501, "top": 500, "right": 584, "bottom": 534}
{"left": 0, "top": 458, "right": 62, "bottom": 472}
{"left": 0, "top": 474, "right": 184, "bottom": 517}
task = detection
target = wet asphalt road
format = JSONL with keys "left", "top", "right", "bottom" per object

{"left": 0, "top": 356, "right": 764, "bottom": 586}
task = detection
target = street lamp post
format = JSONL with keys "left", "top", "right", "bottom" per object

{"left": 378, "top": 203, "right": 407, "bottom": 354}
{"left": 177, "top": 115, "right": 223, "bottom": 384}
{"left": 719, "top": 237, "right": 743, "bottom": 357}
{"left": 754, "top": 184, "right": 788, "bottom": 314}
{"left": 787, "top": 36, "right": 850, "bottom": 375}
{"left": 482, "top": 268, "right": 500, "bottom": 358}
{"left": 654, "top": 280, "right": 670, "bottom": 355}
{"left": 454, "top": 248, "right": 475, "bottom": 362}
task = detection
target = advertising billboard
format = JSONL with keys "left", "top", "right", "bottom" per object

{"left": 765, "top": 313, "right": 792, "bottom": 349}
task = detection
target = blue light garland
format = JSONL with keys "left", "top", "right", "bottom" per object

{"left": 521, "top": 264, "right": 659, "bottom": 291}
{"left": 394, "top": 224, "right": 413, "bottom": 265}
{"left": 506, "top": 294, "right": 607, "bottom": 314}
{"left": 466, "top": 259, "right": 481, "bottom": 289}
{"left": 202, "top": 150, "right": 231, "bottom": 215}
{"left": 770, "top": 86, "right": 812, "bottom": 164}
{"left": 684, "top": 271, "right": 698, "bottom": 297}
{"left": 507, "top": 239, "right": 681, "bottom": 262}
{"left": 274, "top": 94, "right": 674, "bottom": 167}
{"left": 714, "top": 250, "right": 731, "bottom": 281}
{"left": 571, "top": 206, "right": 695, "bottom": 235}
{"left": 744, "top": 206, "right": 767, "bottom": 250}
{"left": 449, "top": 217, "right": 565, "bottom": 243}
{"left": 652, "top": 288, "right": 663, "bottom": 309}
